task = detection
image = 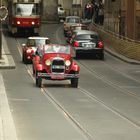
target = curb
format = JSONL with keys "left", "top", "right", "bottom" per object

{"left": 89, "top": 23, "right": 140, "bottom": 65}
{"left": 0, "top": 33, "right": 16, "bottom": 69}
{"left": 105, "top": 47, "right": 140, "bottom": 65}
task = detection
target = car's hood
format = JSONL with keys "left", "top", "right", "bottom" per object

{"left": 43, "top": 53, "right": 71, "bottom": 61}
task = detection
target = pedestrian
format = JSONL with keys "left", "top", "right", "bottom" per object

{"left": 89, "top": 2, "right": 94, "bottom": 20}
{"left": 84, "top": 2, "right": 94, "bottom": 20}
{"left": 94, "top": 2, "right": 99, "bottom": 24}
{"left": 98, "top": 1, "right": 104, "bottom": 25}
{"left": 84, "top": 3, "right": 89, "bottom": 20}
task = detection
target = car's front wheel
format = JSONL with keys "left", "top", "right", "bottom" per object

{"left": 32, "top": 65, "right": 35, "bottom": 75}
{"left": 35, "top": 71, "right": 42, "bottom": 87}
{"left": 22, "top": 53, "right": 28, "bottom": 64}
{"left": 71, "top": 78, "right": 78, "bottom": 88}
{"left": 99, "top": 52, "right": 104, "bottom": 60}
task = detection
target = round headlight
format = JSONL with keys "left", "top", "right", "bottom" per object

{"left": 17, "top": 21, "right": 20, "bottom": 24}
{"left": 65, "top": 60, "right": 71, "bottom": 67}
{"left": 45, "top": 59, "right": 51, "bottom": 66}
{"left": 26, "top": 49, "right": 32, "bottom": 53}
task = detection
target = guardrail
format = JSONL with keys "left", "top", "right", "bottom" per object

{"left": 89, "top": 23, "right": 140, "bottom": 61}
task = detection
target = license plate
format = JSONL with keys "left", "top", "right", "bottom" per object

{"left": 82, "top": 43, "right": 96, "bottom": 48}
{"left": 23, "top": 21, "right": 29, "bottom": 24}
{"left": 52, "top": 65, "right": 65, "bottom": 69}
{"left": 51, "top": 74, "right": 64, "bottom": 79}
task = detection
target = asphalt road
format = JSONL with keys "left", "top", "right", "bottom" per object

{"left": 1, "top": 23, "right": 140, "bottom": 140}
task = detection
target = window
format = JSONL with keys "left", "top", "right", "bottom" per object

{"left": 72, "top": 0, "right": 82, "bottom": 8}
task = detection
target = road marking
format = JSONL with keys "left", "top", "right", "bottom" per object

{"left": 0, "top": 117, "right": 4, "bottom": 140}
{"left": 9, "top": 98, "right": 30, "bottom": 101}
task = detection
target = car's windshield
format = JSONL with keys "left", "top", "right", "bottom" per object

{"left": 67, "top": 18, "right": 80, "bottom": 23}
{"left": 35, "top": 39, "right": 47, "bottom": 46}
{"left": 27, "top": 39, "right": 48, "bottom": 47}
{"left": 75, "top": 26, "right": 88, "bottom": 30}
{"left": 14, "top": 3, "right": 39, "bottom": 16}
{"left": 44, "top": 45, "right": 70, "bottom": 54}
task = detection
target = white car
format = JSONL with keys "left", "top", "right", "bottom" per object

{"left": 63, "top": 16, "right": 81, "bottom": 36}
{"left": 58, "top": 6, "right": 65, "bottom": 20}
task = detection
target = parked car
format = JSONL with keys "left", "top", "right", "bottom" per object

{"left": 32, "top": 44, "right": 80, "bottom": 88}
{"left": 69, "top": 30, "right": 104, "bottom": 60}
{"left": 58, "top": 6, "right": 65, "bottom": 20}
{"left": 22, "top": 36, "right": 50, "bottom": 64}
{"left": 63, "top": 16, "right": 81, "bottom": 37}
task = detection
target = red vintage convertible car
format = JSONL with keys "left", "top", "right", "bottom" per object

{"left": 32, "top": 44, "right": 80, "bottom": 88}
{"left": 22, "top": 36, "right": 50, "bottom": 64}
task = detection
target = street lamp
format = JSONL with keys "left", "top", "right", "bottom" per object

{"left": 0, "top": 1, "right": 8, "bottom": 59}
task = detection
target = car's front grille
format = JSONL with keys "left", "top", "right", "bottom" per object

{"left": 51, "top": 58, "right": 65, "bottom": 73}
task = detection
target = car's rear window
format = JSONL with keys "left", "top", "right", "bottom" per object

{"left": 59, "top": 7, "right": 64, "bottom": 10}
{"left": 27, "top": 39, "right": 49, "bottom": 47}
{"left": 76, "top": 34, "right": 98, "bottom": 41}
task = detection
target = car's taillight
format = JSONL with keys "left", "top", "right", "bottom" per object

{"left": 98, "top": 41, "right": 104, "bottom": 48}
{"left": 74, "top": 41, "right": 79, "bottom": 47}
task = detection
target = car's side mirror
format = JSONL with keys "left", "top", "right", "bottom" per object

{"left": 22, "top": 43, "right": 26, "bottom": 47}
{"left": 60, "top": 19, "right": 64, "bottom": 23}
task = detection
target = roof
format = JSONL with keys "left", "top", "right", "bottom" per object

{"left": 28, "top": 36, "right": 50, "bottom": 40}
{"left": 65, "top": 16, "right": 81, "bottom": 19}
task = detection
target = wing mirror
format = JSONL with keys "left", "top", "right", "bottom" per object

{"left": 22, "top": 43, "right": 26, "bottom": 47}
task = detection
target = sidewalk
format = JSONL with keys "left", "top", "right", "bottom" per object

{"left": 0, "top": 34, "right": 17, "bottom": 140}
{"left": 105, "top": 47, "right": 140, "bottom": 65}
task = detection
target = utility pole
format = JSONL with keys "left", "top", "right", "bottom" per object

{"left": 0, "top": 19, "right": 2, "bottom": 59}
{"left": 0, "top": 2, "right": 8, "bottom": 59}
{"left": 0, "top": 0, "right": 2, "bottom": 59}
{"left": 126, "top": 0, "right": 136, "bottom": 39}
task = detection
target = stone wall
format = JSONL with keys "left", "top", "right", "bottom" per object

{"left": 41, "top": 0, "right": 58, "bottom": 21}
{"left": 89, "top": 23, "right": 140, "bottom": 61}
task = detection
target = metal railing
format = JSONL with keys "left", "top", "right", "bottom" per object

{"left": 89, "top": 23, "right": 140, "bottom": 61}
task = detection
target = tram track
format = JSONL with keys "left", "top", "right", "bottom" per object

{"left": 16, "top": 37, "right": 140, "bottom": 135}
{"left": 15, "top": 38, "right": 95, "bottom": 140}
{"left": 14, "top": 24, "right": 140, "bottom": 140}
{"left": 26, "top": 62, "right": 140, "bottom": 132}
{"left": 25, "top": 63, "right": 140, "bottom": 138}
{"left": 77, "top": 60, "right": 140, "bottom": 100}
{"left": 56, "top": 24, "right": 140, "bottom": 100}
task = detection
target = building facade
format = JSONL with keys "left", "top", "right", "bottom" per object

{"left": 104, "top": 0, "right": 140, "bottom": 41}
